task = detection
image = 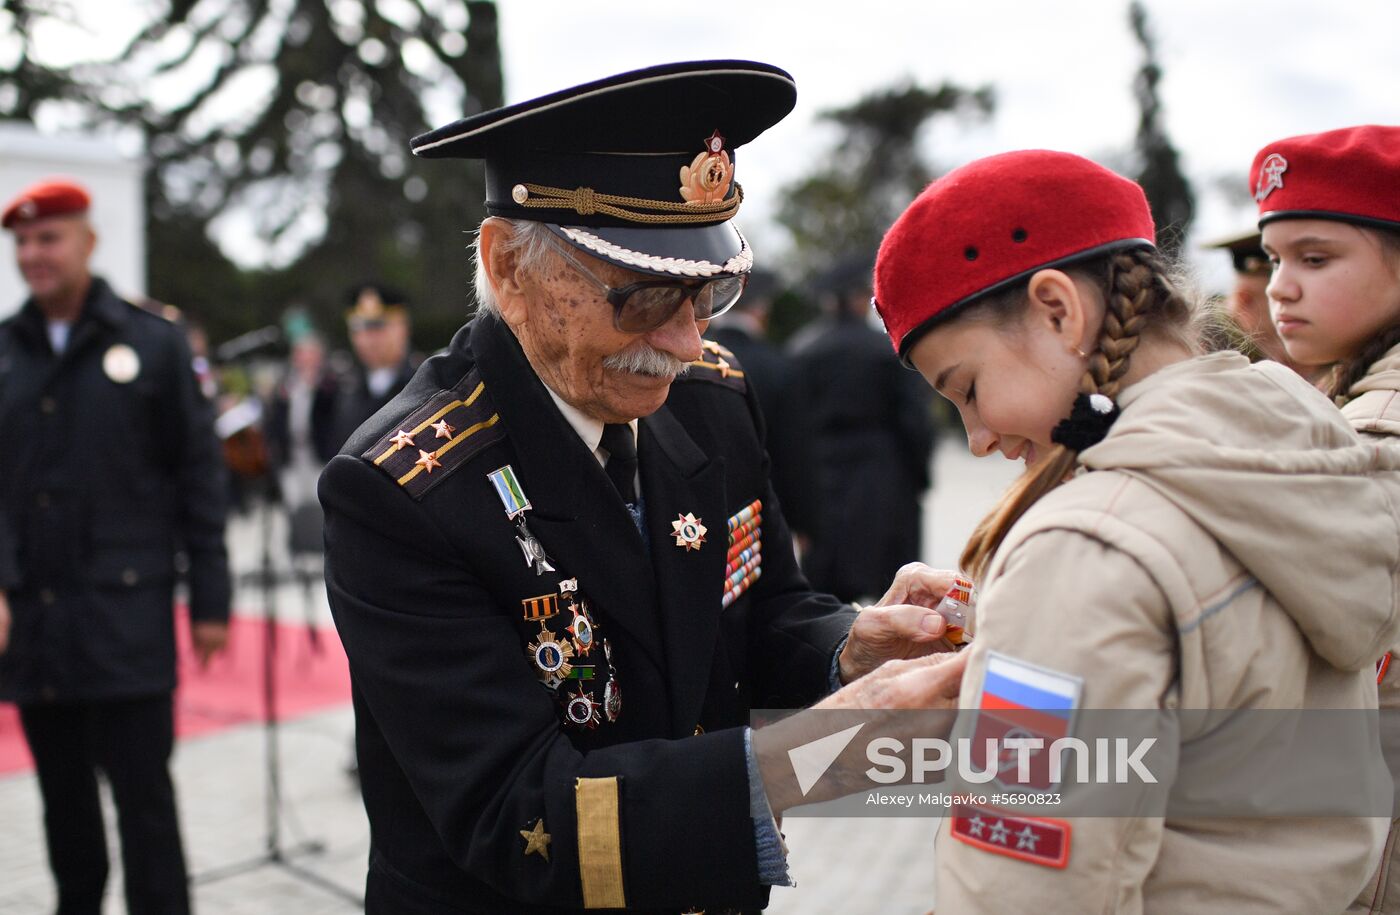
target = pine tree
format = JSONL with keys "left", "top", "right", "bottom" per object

{"left": 1129, "top": 0, "right": 1194, "bottom": 257}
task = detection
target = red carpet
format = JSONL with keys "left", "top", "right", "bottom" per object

{"left": 0, "top": 610, "right": 351, "bottom": 777}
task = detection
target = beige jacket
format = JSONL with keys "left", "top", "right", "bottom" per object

{"left": 1346, "top": 342, "right": 1400, "bottom": 914}
{"left": 1344, "top": 342, "right": 1400, "bottom": 444}
{"left": 937, "top": 352, "right": 1400, "bottom": 915}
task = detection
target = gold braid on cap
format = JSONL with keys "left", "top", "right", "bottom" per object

{"left": 513, "top": 183, "right": 742, "bottom": 225}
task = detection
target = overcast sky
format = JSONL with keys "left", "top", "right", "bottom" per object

{"left": 17, "top": 0, "right": 1400, "bottom": 292}
{"left": 492, "top": 0, "right": 1399, "bottom": 289}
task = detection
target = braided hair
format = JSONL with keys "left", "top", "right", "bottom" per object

{"left": 960, "top": 247, "right": 1196, "bottom": 579}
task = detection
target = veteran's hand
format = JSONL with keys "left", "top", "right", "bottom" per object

{"left": 755, "top": 652, "right": 968, "bottom": 813}
{"left": 838, "top": 564, "right": 964, "bottom": 684}
{"left": 0, "top": 590, "right": 10, "bottom": 656}
{"left": 191, "top": 620, "right": 229, "bottom": 669}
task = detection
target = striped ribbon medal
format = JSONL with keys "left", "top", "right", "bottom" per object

{"left": 489, "top": 464, "right": 555, "bottom": 575}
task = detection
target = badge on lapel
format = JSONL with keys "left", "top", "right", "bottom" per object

{"left": 670, "top": 512, "right": 707, "bottom": 551}
{"left": 722, "top": 499, "right": 762, "bottom": 608}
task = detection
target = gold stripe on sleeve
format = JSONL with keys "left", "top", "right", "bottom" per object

{"left": 575, "top": 777, "right": 626, "bottom": 909}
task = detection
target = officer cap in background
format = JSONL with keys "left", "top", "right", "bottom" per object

{"left": 1202, "top": 229, "right": 1269, "bottom": 276}
{"left": 410, "top": 60, "right": 797, "bottom": 280}
{"left": 345, "top": 283, "right": 410, "bottom": 329}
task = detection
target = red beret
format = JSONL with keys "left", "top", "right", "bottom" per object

{"left": 1252, "top": 125, "right": 1400, "bottom": 230}
{"left": 2, "top": 179, "right": 91, "bottom": 230}
{"left": 873, "top": 150, "right": 1155, "bottom": 360}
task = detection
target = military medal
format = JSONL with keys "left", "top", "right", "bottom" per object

{"left": 722, "top": 499, "right": 764, "bottom": 607}
{"left": 670, "top": 512, "right": 707, "bottom": 552}
{"left": 521, "top": 593, "right": 560, "bottom": 622}
{"left": 567, "top": 600, "right": 595, "bottom": 656}
{"left": 564, "top": 685, "right": 601, "bottom": 728}
{"left": 488, "top": 464, "right": 532, "bottom": 519}
{"left": 527, "top": 621, "right": 574, "bottom": 688}
{"left": 488, "top": 464, "right": 555, "bottom": 574}
{"left": 602, "top": 639, "right": 622, "bottom": 722}
{"left": 515, "top": 525, "right": 555, "bottom": 574}
{"left": 603, "top": 678, "right": 621, "bottom": 723}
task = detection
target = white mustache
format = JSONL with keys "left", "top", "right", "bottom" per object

{"left": 602, "top": 345, "right": 691, "bottom": 378}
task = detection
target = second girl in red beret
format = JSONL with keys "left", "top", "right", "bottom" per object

{"left": 1253, "top": 123, "right": 1400, "bottom": 914}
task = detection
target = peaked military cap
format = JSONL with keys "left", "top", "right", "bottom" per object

{"left": 1202, "top": 229, "right": 1268, "bottom": 276}
{"left": 410, "top": 60, "right": 797, "bottom": 280}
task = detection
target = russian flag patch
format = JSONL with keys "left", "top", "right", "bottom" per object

{"left": 972, "top": 652, "right": 1083, "bottom": 789}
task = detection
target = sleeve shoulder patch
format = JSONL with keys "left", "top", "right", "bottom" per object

{"left": 677, "top": 338, "right": 746, "bottom": 394}
{"left": 360, "top": 369, "right": 506, "bottom": 500}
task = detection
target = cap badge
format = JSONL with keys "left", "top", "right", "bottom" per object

{"left": 679, "top": 130, "right": 733, "bottom": 205}
{"left": 671, "top": 512, "right": 707, "bottom": 551}
{"left": 1254, "top": 153, "right": 1288, "bottom": 202}
{"left": 17, "top": 200, "right": 37, "bottom": 220}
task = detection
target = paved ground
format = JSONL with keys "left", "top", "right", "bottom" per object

{"left": 0, "top": 436, "right": 1018, "bottom": 914}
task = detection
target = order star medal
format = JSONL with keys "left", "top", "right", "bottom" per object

{"left": 671, "top": 512, "right": 707, "bottom": 552}
{"left": 527, "top": 621, "right": 574, "bottom": 689}
{"left": 488, "top": 464, "right": 555, "bottom": 574}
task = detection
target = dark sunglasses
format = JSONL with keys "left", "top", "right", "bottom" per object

{"left": 545, "top": 233, "right": 748, "bottom": 334}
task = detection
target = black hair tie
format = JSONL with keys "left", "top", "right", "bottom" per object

{"left": 1050, "top": 392, "right": 1121, "bottom": 452}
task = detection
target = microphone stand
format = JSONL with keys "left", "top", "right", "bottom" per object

{"left": 193, "top": 366, "right": 362, "bottom": 907}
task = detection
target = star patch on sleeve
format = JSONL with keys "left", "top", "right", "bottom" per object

{"left": 950, "top": 803, "right": 1071, "bottom": 869}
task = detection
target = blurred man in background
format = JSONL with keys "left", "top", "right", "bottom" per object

{"left": 330, "top": 283, "right": 418, "bottom": 452}
{"left": 0, "top": 178, "right": 231, "bottom": 914}
{"left": 789, "top": 257, "right": 936, "bottom": 602}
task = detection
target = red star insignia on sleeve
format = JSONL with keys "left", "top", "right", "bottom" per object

{"left": 415, "top": 449, "right": 443, "bottom": 473}
{"left": 431, "top": 419, "right": 455, "bottom": 440}
{"left": 390, "top": 429, "right": 416, "bottom": 451}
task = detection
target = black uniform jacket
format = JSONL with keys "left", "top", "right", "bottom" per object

{"left": 0, "top": 278, "right": 231, "bottom": 703}
{"left": 320, "top": 314, "right": 854, "bottom": 913}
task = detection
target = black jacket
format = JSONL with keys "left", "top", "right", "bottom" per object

{"left": 320, "top": 315, "right": 853, "bottom": 913}
{"left": 0, "top": 278, "right": 231, "bottom": 702}
{"left": 789, "top": 315, "right": 937, "bottom": 602}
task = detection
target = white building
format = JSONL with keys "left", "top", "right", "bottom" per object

{"left": 0, "top": 123, "right": 145, "bottom": 318}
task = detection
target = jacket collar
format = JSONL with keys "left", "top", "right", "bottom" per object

{"left": 14, "top": 277, "right": 126, "bottom": 350}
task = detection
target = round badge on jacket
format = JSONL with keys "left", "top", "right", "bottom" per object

{"left": 103, "top": 344, "right": 141, "bottom": 384}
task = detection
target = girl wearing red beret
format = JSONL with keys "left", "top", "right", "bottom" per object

{"left": 873, "top": 149, "right": 1400, "bottom": 912}
{"left": 1254, "top": 124, "right": 1400, "bottom": 914}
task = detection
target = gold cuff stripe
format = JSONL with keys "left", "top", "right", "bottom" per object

{"left": 395, "top": 414, "right": 501, "bottom": 486}
{"left": 575, "top": 777, "right": 626, "bottom": 909}
{"left": 373, "top": 381, "right": 487, "bottom": 466}
{"left": 518, "top": 182, "right": 742, "bottom": 226}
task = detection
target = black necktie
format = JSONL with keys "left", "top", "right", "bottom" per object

{"left": 600, "top": 423, "right": 638, "bottom": 505}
